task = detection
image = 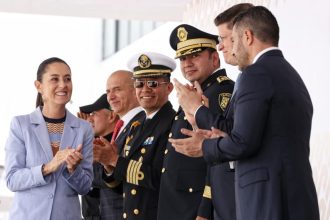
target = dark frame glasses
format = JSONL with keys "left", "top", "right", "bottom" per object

{"left": 134, "top": 80, "right": 168, "bottom": 89}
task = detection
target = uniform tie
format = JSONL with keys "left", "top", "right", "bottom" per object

{"left": 111, "top": 119, "right": 124, "bottom": 143}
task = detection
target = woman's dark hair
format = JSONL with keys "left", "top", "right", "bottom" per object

{"left": 35, "top": 57, "right": 70, "bottom": 108}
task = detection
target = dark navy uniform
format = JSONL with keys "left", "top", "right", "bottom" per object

{"left": 102, "top": 110, "right": 145, "bottom": 218}
{"left": 114, "top": 102, "right": 175, "bottom": 220}
{"left": 157, "top": 24, "right": 235, "bottom": 220}
{"left": 158, "top": 69, "right": 234, "bottom": 220}
{"left": 105, "top": 52, "right": 177, "bottom": 220}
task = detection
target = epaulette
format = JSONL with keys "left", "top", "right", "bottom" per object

{"left": 217, "top": 76, "right": 231, "bottom": 84}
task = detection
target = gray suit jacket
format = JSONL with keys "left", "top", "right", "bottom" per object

{"left": 5, "top": 107, "right": 93, "bottom": 220}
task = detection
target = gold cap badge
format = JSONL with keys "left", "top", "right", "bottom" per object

{"left": 138, "top": 54, "right": 151, "bottom": 69}
{"left": 177, "top": 27, "right": 188, "bottom": 42}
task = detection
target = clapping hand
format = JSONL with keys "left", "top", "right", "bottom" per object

{"left": 173, "top": 79, "right": 209, "bottom": 127}
{"left": 169, "top": 127, "right": 228, "bottom": 157}
{"left": 65, "top": 144, "right": 84, "bottom": 174}
{"left": 42, "top": 147, "right": 76, "bottom": 176}
{"left": 93, "top": 137, "right": 119, "bottom": 169}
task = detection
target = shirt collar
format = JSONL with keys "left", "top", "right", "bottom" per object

{"left": 252, "top": 47, "right": 279, "bottom": 64}
{"left": 145, "top": 109, "right": 159, "bottom": 119}
{"left": 119, "top": 106, "right": 144, "bottom": 134}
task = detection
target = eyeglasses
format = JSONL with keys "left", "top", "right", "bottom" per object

{"left": 134, "top": 80, "right": 168, "bottom": 89}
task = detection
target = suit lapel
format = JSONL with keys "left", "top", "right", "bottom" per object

{"left": 117, "top": 111, "right": 145, "bottom": 155}
{"left": 31, "top": 108, "right": 53, "bottom": 161}
{"left": 60, "top": 111, "right": 78, "bottom": 150}
{"left": 127, "top": 102, "right": 173, "bottom": 157}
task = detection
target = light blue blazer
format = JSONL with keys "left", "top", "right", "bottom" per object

{"left": 5, "top": 107, "right": 94, "bottom": 220}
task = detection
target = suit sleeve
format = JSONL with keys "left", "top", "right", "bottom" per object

{"left": 5, "top": 117, "right": 52, "bottom": 192}
{"left": 196, "top": 80, "right": 233, "bottom": 131}
{"left": 196, "top": 105, "right": 233, "bottom": 132}
{"left": 113, "top": 133, "right": 168, "bottom": 190}
{"left": 203, "top": 66, "right": 273, "bottom": 163}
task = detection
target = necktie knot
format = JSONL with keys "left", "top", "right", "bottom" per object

{"left": 111, "top": 119, "right": 124, "bottom": 143}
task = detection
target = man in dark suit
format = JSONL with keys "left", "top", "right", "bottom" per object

{"left": 93, "top": 70, "right": 145, "bottom": 219}
{"left": 171, "top": 6, "right": 319, "bottom": 220}
{"left": 97, "top": 52, "right": 176, "bottom": 219}
{"left": 79, "top": 94, "right": 120, "bottom": 220}
{"left": 196, "top": 4, "right": 254, "bottom": 220}
{"left": 157, "top": 24, "right": 234, "bottom": 220}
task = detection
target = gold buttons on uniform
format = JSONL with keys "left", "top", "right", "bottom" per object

{"left": 140, "top": 148, "right": 146, "bottom": 154}
{"left": 175, "top": 116, "right": 178, "bottom": 120}
{"left": 164, "top": 149, "right": 168, "bottom": 155}
{"left": 161, "top": 168, "right": 166, "bottom": 173}
{"left": 125, "top": 151, "right": 129, "bottom": 156}
{"left": 189, "top": 188, "right": 193, "bottom": 192}
{"left": 123, "top": 193, "right": 125, "bottom": 198}
{"left": 168, "top": 132, "right": 172, "bottom": 138}
{"left": 123, "top": 213, "right": 127, "bottom": 219}
{"left": 184, "top": 116, "right": 187, "bottom": 120}
{"left": 131, "top": 189, "right": 137, "bottom": 195}
{"left": 133, "top": 209, "right": 139, "bottom": 215}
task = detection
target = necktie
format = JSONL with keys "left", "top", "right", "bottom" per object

{"left": 141, "top": 118, "right": 151, "bottom": 131}
{"left": 111, "top": 119, "right": 124, "bottom": 143}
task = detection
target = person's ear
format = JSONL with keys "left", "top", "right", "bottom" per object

{"left": 244, "top": 29, "right": 254, "bottom": 46}
{"left": 34, "top": 80, "right": 42, "bottom": 93}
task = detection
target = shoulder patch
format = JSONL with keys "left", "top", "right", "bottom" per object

{"left": 203, "top": 185, "right": 212, "bottom": 199}
{"left": 219, "top": 93, "right": 232, "bottom": 111}
{"left": 217, "top": 76, "right": 231, "bottom": 84}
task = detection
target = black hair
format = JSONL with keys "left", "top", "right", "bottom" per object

{"left": 233, "top": 6, "right": 279, "bottom": 46}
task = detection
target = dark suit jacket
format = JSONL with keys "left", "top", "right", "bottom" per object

{"left": 101, "top": 110, "right": 145, "bottom": 220}
{"left": 112, "top": 102, "right": 175, "bottom": 220}
{"left": 158, "top": 69, "right": 234, "bottom": 220}
{"left": 201, "top": 50, "right": 319, "bottom": 220}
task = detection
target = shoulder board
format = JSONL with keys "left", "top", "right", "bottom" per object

{"left": 217, "top": 76, "right": 231, "bottom": 84}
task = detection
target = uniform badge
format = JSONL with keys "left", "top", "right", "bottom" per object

{"left": 177, "top": 27, "right": 188, "bottom": 42}
{"left": 124, "top": 145, "right": 131, "bottom": 151}
{"left": 219, "top": 93, "right": 231, "bottom": 111}
{"left": 143, "top": 136, "right": 154, "bottom": 145}
{"left": 217, "top": 76, "right": 231, "bottom": 84}
{"left": 138, "top": 54, "right": 152, "bottom": 69}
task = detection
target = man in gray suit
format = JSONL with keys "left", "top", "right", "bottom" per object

{"left": 171, "top": 6, "right": 319, "bottom": 220}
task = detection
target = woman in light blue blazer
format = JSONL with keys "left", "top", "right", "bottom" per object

{"left": 5, "top": 57, "right": 94, "bottom": 220}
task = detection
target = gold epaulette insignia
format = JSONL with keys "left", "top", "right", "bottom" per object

{"left": 217, "top": 76, "right": 231, "bottom": 84}
{"left": 219, "top": 93, "right": 232, "bottom": 111}
{"left": 127, "top": 160, "right": 144, "bottom": 185}
{"left": 203, "top": 185, "right": 212, "bottom": 199}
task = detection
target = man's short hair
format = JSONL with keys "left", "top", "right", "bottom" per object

{"left": 214, "top": 3, "right": 254, "bottom": 29}
{"left": 233, "top": 6, "right": 279, "bottom": 46}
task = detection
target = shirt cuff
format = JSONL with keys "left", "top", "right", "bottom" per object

{"left": 193, "top": 105, "right": 204, "bottom": 122}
